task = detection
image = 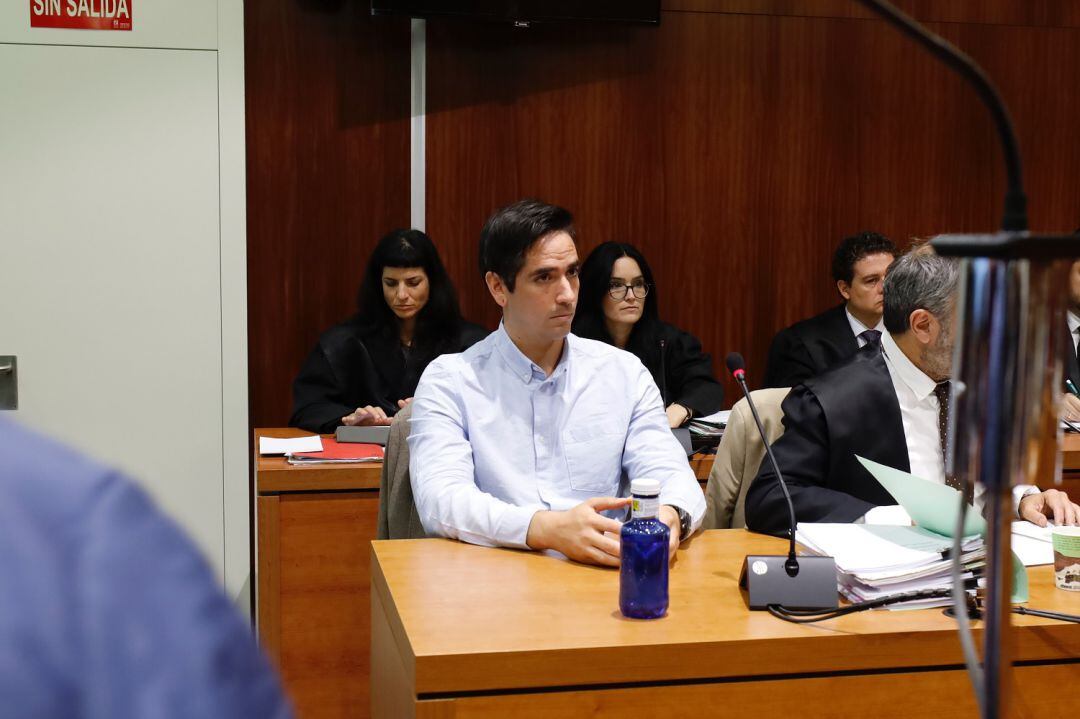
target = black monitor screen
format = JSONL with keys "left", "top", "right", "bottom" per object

{"left": 371, "top": 1, "right": 660, "bottom": 25}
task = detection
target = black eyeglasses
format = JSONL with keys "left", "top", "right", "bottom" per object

{"left": 607, "top": 280, "right": 650, "bottom": 300}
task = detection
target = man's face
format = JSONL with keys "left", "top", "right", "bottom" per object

{"left": 1068, "top": 260, "right": 1080, "bottom": 313}
{"left": 917, "top": 304, "right": 957, "bottom": 382}
{"left": 489, "top": 231, "right": 579, "bottom": 346}
{"left": 839, "top": 252, "right": 893, "bottom": 321}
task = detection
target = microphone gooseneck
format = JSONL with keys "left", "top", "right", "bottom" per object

{"left": 659, "top": 339, "right": 668, "bottom": 405}
{"left": 725, "top": 353, "right": 799, "bottom": 575}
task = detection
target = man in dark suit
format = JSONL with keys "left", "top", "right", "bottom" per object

{"left": 746, "top": 246, "right": 1080, "bottom": 535}
{"left": 1062, "top": 259, "right": 1080, "bottom": 421}
{"left": 763, "top": 232, "right": 897, "bottom": 388}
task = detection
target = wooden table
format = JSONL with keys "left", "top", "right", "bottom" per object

{"left": 255, "top": 428, "right": 715, "bottom": 718}
{"left": 371, "top": 530, "right": 1080, "bottom": 719}
{"left": 256, "top": 429, "right": 383, "bottom": 719}
{"left": 258, "top": 428, "right": 1080, "bottom": 717}
{"left": 1060, "top": 432, "right": 1080, "bottom": 494}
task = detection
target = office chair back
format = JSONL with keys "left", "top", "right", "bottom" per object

{"left": 702, "top": 388, "right": 789, "bottom": 529}
{"left": 376, "top": 403, "right": 428, "bottom": 540}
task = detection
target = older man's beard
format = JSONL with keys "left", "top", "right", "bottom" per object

{"left": 921, "top": 322, "right": 955, "bottom": 382}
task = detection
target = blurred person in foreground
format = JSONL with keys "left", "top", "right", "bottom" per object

{"left": 0, "top": 418, "right": 291, "bottom": 718}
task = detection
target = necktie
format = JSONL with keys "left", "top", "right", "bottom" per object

{"left": 933, "top": 380, "right": 970, "bottom": 502}
{"left": 859, "top": 329, "right": 882, "bottom": 346}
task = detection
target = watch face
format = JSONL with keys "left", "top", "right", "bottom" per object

{"left": 677, "top": 509, "right": 692, "bottom": 537}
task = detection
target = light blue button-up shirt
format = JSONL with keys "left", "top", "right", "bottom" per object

{"left": 408, "top": 324, "right": 706, "bottom": 549}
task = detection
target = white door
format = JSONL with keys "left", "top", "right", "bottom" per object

{"left": 0, "top": 44, "right": 226, "bottom": 574}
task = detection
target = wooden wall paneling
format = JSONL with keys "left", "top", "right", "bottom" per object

{"left": 663, "top": 0, "right": 1080, "bottom": 28}
{"left": 244, "top": 3, "right": 1080, "bottom": 420}
{"left": 424, "top": 20, "right": 669, "bottom": 332}
{"left": 425, "top": 9, "right": 1080, "bottom": 399}
{"left": 246, "top": 2, "right": 412, "bottom": 429}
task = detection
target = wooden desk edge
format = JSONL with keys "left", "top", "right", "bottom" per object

{"left": 255, "top": 428, "right": 384, "bottom": 493}
{"left": 405, "top": 623, "right": 1080, "bottom": 695}
{"left": 254, "top": 428, "right": 714, "bottom": 494}
{"left": 370, "top": 537, "right": 1080, "bottom": 696}
{"left": 371, "top": 547, "right": 418, "bottom": 683}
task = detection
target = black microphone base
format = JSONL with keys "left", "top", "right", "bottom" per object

{"left": 739, "top": 555, "right": 838, "bottom": 610}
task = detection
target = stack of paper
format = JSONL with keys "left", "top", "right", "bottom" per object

{"left": 796, "top": 524, "right": 985, "bottom": 610}
{"left": 687, "top": 410, "right": 729, "bottom": 449}
{"left": 286, "top": 438, "right": 384, "bottom": 465}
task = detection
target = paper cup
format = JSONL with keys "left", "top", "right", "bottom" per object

{"left": 1052, "top": 526, "right": 1080, "bottom": 591}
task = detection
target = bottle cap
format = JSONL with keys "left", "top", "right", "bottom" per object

{"left": 630, "top": 478, "right": 661, "bottom": 497}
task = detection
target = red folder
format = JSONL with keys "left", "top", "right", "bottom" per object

{"left": 288, "top": 438, "right": 385, "bottom": 463}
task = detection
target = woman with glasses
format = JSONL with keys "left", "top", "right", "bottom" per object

{"left": 290, "top": 229, "right": 488, "bottom": 433}
{"left": 573, "top": 241, "right": 723, "bottom": 427}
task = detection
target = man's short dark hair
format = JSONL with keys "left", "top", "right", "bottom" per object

{"left": 831, "top": 231, "right": 898, "bottom": 284}
{"left": 479, "top": 199, "right": 576, "bottom": 292}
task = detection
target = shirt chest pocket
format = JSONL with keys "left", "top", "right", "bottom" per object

{"left": 563, "top": 422, "right": 626, "bottom": 493}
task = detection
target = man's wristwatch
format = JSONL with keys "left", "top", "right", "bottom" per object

{"left": 671, "top": 505, "right": 693, "bottom": 541}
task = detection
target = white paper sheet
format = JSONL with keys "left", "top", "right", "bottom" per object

{"left": 259, "top": 435, "right": 323, "bottom": 455}
{"left": 1012, "top": 520, "right": 1055, "bottom": 543}
{"left": 1011, "top": 533, "right": 1054, "bottom": 566}
{"left": 697, "top": 409, "right": 731, "bottom": 425}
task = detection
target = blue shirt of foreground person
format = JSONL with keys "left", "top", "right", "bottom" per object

{"left": 0, "top": 419, "right": 291, "bottom": 719}
{"left": 408, "top": 199, "right": 705, "bottom": 566}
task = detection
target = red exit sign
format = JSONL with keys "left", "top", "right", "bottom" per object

{"left": 30, "top": 0, "right": 133, "bottom": 31}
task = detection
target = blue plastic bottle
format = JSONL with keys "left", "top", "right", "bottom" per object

{"left": 620, "top": 478, "right": 670, "bottom": 619}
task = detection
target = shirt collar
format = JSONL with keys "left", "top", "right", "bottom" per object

{"left": 881, "top": 330, "right": 937, "bottom": 401}
{"left": 845, "top": 306, "right": 884, "bottom": 337}
{"left": 492, "top": 322, "right": 572, "bottom": 385}
{"left": 1069, "top": 310, "right": 1080, "bottom": 336}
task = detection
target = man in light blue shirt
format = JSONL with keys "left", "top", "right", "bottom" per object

{"left": 408, "top": 199, "right": 705, "bottom": 566}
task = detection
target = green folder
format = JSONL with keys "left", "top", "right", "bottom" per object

{"left": 855, "top": 455, "right": 1028, "bottom": 602}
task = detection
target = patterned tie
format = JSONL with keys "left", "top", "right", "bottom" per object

{"left": 859, "top": 329, "right": 882, "bottom": 346}
{"left": 933, "top": 380, "right": 970, "bottom": 501}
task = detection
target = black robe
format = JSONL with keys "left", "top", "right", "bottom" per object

{"left": 745, "top": 343, "right": 908, "bottom": 536}
{"left": 624, "top": 322, "right": 724, "bottom": 418}
{"left": 290, "top": 320, "right": 489, "bottom": 433}
{"left": 1064, "top": 320, "right": 1080, "bottom": 392}
{"left": 763, "top": 303, "right": 859, "bottom": 389}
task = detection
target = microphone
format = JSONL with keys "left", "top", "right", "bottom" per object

{"left": 727, "top": 352, "right": 837, "bottom": 611}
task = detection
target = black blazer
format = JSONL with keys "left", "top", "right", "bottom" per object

{"left": 596, "top": 321, "right": 721, "bottom": 416}
{"left": 627, "top": 322, "right": 724, "bottom": 417}
{"left": 290, "top": 320, "right": 489, "bottom": 433}
{"left": 745, "top": 343, "right": 909, "bottom": 535}
{"left": 763, "top": 303, "right": 858, "bottom": 389}
{"left": 1064, "top": 320, "right": 1080, "bottom": 391}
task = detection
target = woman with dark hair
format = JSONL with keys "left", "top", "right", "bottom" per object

{"left": 573, "top": 241, "right": 723, "bottom": 427}
{"left": 290, "top": 229, "right": 488, "bottom": 433}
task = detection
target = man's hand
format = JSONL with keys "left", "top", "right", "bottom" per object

{"left": 659, "top": 505, "right": 682, "bottom": 564}
{"left": 1063, "top": 393, "right": 1080, "bottom": 422}
{"left": 397, "top": 397, "right": 414, "bottom": 410}
{"left": 526, "top": 497, "right": 630, "bottom": 567}
{"left": 1019, "top": 488, "right": 1080, "bottom": 527}
{"left": 341, "top": 405, "right": 392, "bottom": 426}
